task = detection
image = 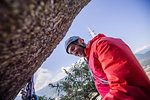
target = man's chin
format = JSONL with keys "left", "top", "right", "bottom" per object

{"left": 81, "top": 53, "right": 86, "bottom": 57}
{"left": 77, "top": 51, "right": 86, "bottom": 57}
{"left": 78, "top": 55, "right": 83, "bottom": 57}
{"left": 78, "top": 54, "right": 86, "bottom": 57}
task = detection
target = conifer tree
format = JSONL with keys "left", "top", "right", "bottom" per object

{"left": 49, "top": 59, "right": 99, "bottom": 99}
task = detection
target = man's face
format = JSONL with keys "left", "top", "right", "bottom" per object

{"left": 68, "top": 43, "right": 86, "bottom": 57}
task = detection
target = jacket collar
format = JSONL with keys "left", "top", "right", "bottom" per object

{"left": 84, "top": 34, "right": 106, "bottom": 61}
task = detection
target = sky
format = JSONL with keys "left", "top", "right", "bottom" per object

{"left": 34, "top": 0, "right": 150, "bottom": 92}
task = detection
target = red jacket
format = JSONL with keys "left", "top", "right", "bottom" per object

{"left": 85, "top": 34, "right": 150, "bottom": 100}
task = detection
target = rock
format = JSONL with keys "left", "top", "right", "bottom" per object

{"left": 0, "top": 0, "right": 91, "bottom": 99}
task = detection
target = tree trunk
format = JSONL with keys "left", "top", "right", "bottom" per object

{"left": 0, "top": 0, "right": 91, "bottom": 99}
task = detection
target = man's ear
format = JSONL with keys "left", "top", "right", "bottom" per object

{"left": 78, "top": 38, "right": 84, "bottom": 45}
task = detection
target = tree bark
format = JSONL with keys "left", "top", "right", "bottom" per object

{"left": 0, "top": 0, "right": 91, "bottom": 99}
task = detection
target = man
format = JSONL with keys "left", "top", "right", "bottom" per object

{"left": 65, "top": 34, "right": 150, "bottom": 100}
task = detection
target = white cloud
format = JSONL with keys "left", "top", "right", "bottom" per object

{"left": 134, "top": 44, "right": 150, "bottom": 54}
{"left": 34, "top": 66, "right": 72, "bottom": 92}
{"left": 51, "top": 66, "right": 72, "bottom": 83}
{"left": 34, "top": 58, "right": 85, "bottom": 92}
{"left": 51, "top": 58, "right": 85, "bottom": 83}
{"left": 34, "top": 67, "right": 52, "bottom": 91}
{"left": 61, "top": 66, "right": 72, "bottom": 72}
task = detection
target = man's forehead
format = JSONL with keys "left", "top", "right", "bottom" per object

{"left": 68, "top": 43, "right": 75, "bottom": 49}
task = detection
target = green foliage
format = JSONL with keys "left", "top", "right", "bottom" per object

{"left": 48, "top": 59, "right": 98, "bottom": 99}
{"left": 38, "top": 95, "right": 55, "bottom": 100}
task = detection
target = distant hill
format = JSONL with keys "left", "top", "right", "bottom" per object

{"left": 37, "top": 77, "right": 67, "bottom": 98}
{"left": 135, "top": 45, "right": 150, "bottom": 54}
{"left": 15, "top": 86, "right": 59, "bottom": 100}
{"left": 36, "top": 85, "right": 58, "bottom": 98}
{"left": 135, "top": 50, "right": 150, "bottom": 66}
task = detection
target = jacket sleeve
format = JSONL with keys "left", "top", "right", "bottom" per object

{"left": 96, "top": 39, "right": 141, "bottom": 100}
